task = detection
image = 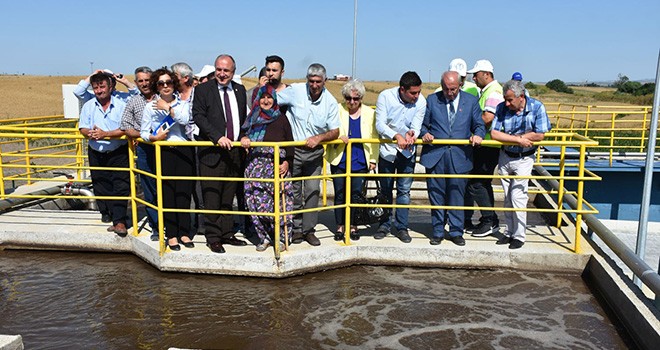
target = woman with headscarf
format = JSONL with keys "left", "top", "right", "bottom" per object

{"left": 240, "top": 85, "right": 294, "bottom": 252}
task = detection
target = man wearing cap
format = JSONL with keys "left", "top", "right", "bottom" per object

{"left": 120, "top": 66, "right": 160, "bottom": 240}
{"left": 491, "top": 80, "right": 551, "bottom": 249}
{"left": 193, "top": 54, "right": 249, "bottom": 253}
{"left": 79, "top": 72, "right": 130, "bottom": 236}
{"left": 421, "top": 71, "right": 485, "bottom": 246}
{"left": 196, "top": 65, "right": 215, "bottom": 84}
{"left": 277, "top": 63, "right": 340, "bottom": 246}
{"left": 464, "top": 59, "right": 503, "bottom": 237}
{"left": 435, "top": 58, "right": 479, "bottom": 97}
{"left": 374, "top": 71, "right": 426, "bottom": 243}
{"left": 73, "top": 69, "right": 138, "bottom": 105}
{"left": 512, "top": 72, "right": 531, "bottom": 97}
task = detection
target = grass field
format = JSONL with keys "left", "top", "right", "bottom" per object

{"left": 0, "top": 75, "right": 649, "bottom": 119}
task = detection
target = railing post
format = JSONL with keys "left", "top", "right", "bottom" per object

{"left": 609, "top": 112, "right": 615, "bottom": 167}
{"left": 155, "top": 142, "right": 165, "bottom": 256}
{"left": 128, "top": 141, "right": 138, "bottom": 236}
{"left": 556, "top": 135, "right": 567, "bottom": 228}
{"left": 570, "top": 105, "right": 576, "bottom": 131}
{"left": 574, "top": 144, "right": 587, "bottom": 253}
{"left": 322, "top": 145, "right": 328, "bottom": 207}
{"left": 641, "top": 107, "right": 649, "bottom": 153}
{"left": 344, "top": 139, "right": 353, "bottom": 244}
{"left": 274, "top": 144, "right": 282, "bottom": 259}
{"left": 23, "top": 120, "right": 31, "bottom": 185}
{"left": 584, "top": 105, "right": 592, "bottom": 138}
{"left": 0, "top": 142, "right": 5, "bottom": 198}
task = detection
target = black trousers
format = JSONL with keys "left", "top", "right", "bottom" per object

{"left": 198, "top": 146, "right": 244, "bottom": 244}
{"left": 465, "top": 146, "right": 500, "bottom": 224}
{"left": 88, "top": 145, "right": 130, "bottom": 225}
{"left": 161, "top": 146, "right": 195, "bottom": 239}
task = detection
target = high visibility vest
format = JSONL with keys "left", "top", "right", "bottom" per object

{"left": 479, "top": 81, "right": 503, "bottom": 147}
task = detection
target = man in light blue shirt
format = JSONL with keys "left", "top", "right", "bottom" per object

{"left": 374, "top": 71, "right": 426, "bottom": 242}
{"left": 278, "top": 63, "right": 340, "bottom": 246}
{"left": 78, "top": 72, "right": 130, "bottom": 236}
{"left": 74, "top": 69, "right": 138, "bottom": 105}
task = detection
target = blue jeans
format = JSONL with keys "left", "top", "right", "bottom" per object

{"left": 331, "top": 165, "right": 367, "bottom": 227}
{"left": 136, "top": 143, "right": 158, "bottom": 234}
{"left": 378, "top": 153, "right": 415, "bottom": 232}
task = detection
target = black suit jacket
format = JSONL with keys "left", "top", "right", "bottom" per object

{"left": 192, "top": 80, "right": 248, "bottom": 168}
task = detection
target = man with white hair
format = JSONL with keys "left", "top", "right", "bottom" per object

{"left": 277, "top": 63, "right": 340, "bottom": 246}
{"left": 491, "top": 80, "right": 551, "bottom": 249}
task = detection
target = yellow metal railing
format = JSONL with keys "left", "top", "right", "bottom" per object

{"left": 546, "top": 103, "right": 658, "bottom": 166}
{"left": 0, "top": 119, "right": 600, "bottom": 257}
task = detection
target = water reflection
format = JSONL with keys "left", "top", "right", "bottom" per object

{"left": 0, "top": 251, "right": 632, "bottom": 349}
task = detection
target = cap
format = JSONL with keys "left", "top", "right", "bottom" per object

{"left": 195, "top": 65, "right": 215, "bottom": 78}
{"left": 448, "top": 58, "right": 468, "bottom": 77}
{"left": 512, "top": 72, "right": 523, "bottom": 81}
{"left": 101, "top": 69, "right": 114, "bottom": 75}
{"left": 466, "top": 60, "right": 494, "bottom": 74}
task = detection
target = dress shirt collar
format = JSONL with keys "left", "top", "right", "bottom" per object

{"left": 217, "top": 81, "right": 234, "bottom": 91}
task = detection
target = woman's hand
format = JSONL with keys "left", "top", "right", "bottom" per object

{"left": 155, "top": 99, "right": 171, "bottom": 112}
{"left": 150, "top": 127, "right": 169, "bottom": 141}
{"left": 339, "top": 135, "right": 349, "bottom": 144}
{"left": 369, "top": 162, "right": 376, "bottom": 171}
{"left": 279, "top": 160, "right": 289, "bottom": 176}
{"left": 240, "top": 136, "right": 251, "bottom": 149}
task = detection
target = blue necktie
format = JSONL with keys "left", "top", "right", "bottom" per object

{"left": 448, "top": 101, "right": 456, "bottom": 131}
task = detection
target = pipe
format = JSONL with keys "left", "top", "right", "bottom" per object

{"left": 535, "top": 165, "right": 660, "bottom": 295}
{"left": 0, "top": 186, "right": 62, "bottom": 211}
{"left": 62, "top": 187, "right": 97, "bottom": 210}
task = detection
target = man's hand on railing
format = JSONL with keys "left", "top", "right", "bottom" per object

{"left": 305, "top": 135, "right": 321, "bottom": 148}
{"left": 517, "top": 135, "right": 534, "bottom": 148}
{"left": 217, "top": 136, "right": 234, "bottom": 149}
{"left": 422, "top": 133, "right": 434, "bottom": 142}
{"left": 240, "top": 136, "right": 251, "bottom": 149}
{"left": 470, "top": 135, "right": 483, "bottom": 147}
{"left": 88, "top": 126, "right": 106, "bottom": 140}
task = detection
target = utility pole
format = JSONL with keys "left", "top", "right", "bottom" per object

{"left": 351, "top": 0, "right": 358, "bottom": 79}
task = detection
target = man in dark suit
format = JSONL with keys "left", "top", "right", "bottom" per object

{"left": 192, "top": 54, "right": 248, "bottom": 253}
{"left": 420, "top": 71, "right": 485, "bottom": 246}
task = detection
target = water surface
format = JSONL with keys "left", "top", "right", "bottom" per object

{"left": 0, "top": 250, "right": 631, "bottom": 349}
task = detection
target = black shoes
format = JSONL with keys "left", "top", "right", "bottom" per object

{"left": 496, "top": 235, "right": 512, "bottom": 245}
{"left": 396, "top": 229, "right": 412, "bottom": 243}
{"left": 291, "top": 232, "right": 304, "bottom": 244}
{"left": 101, "top": 213, "right": 111, "bottom": 223}
{"left": 509, "top": 239, "right": 525, "bottom": 249}
{"left": 221, "top": 236, "right": 248, "bottom": 246}
{"left": 429, "top": 237, "right": 442, "bottom": 245}
{"left": 471, "top": 221, "right": 499, "bottom": 237}
{"left": 304, "top": 233, "right": 321, "bottom": 246}
{"left": 373, "top": 227, "right": 388, "bottom": 240}
{"left": 168, "top": 238, "right": 181, "bottom": 251}
{"left": 178, "top": 237, "right": 195, "bottom": 248}
{"left": 207, "top": 242, "right": 225, "bottom": 253}
{"left": 450, "top": 235, "right": 466, "bottom": 246}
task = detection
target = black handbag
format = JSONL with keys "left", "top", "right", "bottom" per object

{"left": 351, "top": 174, "right": 389, "bottom": 225}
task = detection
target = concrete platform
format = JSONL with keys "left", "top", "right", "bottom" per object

{"left": 0, "top": 207, "right": 590, "bottom": 277}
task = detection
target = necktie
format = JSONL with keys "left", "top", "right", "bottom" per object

{"left": 448, "top": 100, "right": 456, "bottom": 130}
{"left": 223, "top": 86, "right": 234, "bottom": 140}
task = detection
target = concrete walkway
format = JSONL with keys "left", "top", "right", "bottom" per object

{"left": 0, "top": 206, "right": 590, "bottom": 277}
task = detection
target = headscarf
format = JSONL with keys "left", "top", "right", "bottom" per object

{"left": 241, "top": 84, "right": 281, "bottom": 142}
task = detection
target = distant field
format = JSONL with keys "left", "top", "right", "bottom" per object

{"left": 0, "top": 75, "right": 645, "bottom": 119}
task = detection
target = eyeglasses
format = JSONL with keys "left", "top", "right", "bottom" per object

{"left": 157, "top": 80, "right": 173, "bottom": 87}
{"left": 344, "top": 96, "right": 362, "bottom": 102}
{"left": 136, "top": 79, "right": 149, "bottom": 83}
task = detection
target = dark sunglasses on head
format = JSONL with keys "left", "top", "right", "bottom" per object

{"left": 345, "top": 96, "right": 362, "bottom": 101}
{"left": 157, "top": 80, "right": 173, "bottom": 87}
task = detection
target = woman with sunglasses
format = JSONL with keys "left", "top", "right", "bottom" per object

{"left": 140, "top": 67, "right": 195, "bottom": 251}
{"left": 326, "top": 79, "right": 379, "bottom": 241}
{"left": 240, "top": 85, "right": 294, "bottom": 252}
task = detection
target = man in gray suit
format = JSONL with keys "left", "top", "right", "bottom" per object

{"left": 420, "top": 71, "right": 485, "bottom": 246}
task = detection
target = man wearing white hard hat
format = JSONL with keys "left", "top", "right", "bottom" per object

{"left": 464, "top": 59, "right": 504, "bottom": 237}
{"left": 435, "top": 58, "right": 479, "bottom": 97}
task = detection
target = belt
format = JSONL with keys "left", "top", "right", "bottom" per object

{"left": 503, "top": 147, "right": 537, "bottom": 158}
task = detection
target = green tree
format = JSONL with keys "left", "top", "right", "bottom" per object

{"left": 545, "top": 79, "right": 573, "bottom": 94}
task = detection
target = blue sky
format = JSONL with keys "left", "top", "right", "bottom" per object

{"left": 2, "top": 0, "right": 659, "bottom": 83}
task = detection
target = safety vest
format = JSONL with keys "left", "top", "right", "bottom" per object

{"left": 479, "top": 80, "right": 503, "bottom": 147}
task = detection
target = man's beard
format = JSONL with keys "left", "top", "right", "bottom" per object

{"left": 268, "top": 78, "right": 281, "bottom": 87}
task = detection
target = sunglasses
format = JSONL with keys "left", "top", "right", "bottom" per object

{"left": 136, "top": 79, "right": 149, "bottom": 83}
{"left": 344, "top": 96, "right": 362, "bottom": 102}
{"left": 157, "top": 80, "right": 173, "bottom": 87}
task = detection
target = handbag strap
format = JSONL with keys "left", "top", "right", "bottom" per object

{"left": 362, "top": 169, "right": 380, "bottom": 194}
